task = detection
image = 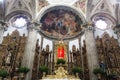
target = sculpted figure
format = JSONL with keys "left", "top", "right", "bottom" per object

{"left": 55, "top": 66, "right": 68, "bottom": 78}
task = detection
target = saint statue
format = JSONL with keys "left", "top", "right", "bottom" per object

{"left": 6, "top": 51, "right": 11, "bottom": 65}
{"left": 100, "top": 61, "right": 106, "bottom": 72}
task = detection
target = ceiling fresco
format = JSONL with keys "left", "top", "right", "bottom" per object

{"left": 74, "top": 0, "right": 87, "bottom": 13}
{"left": 40, "top": 9, "right": 83, "bottom": 39}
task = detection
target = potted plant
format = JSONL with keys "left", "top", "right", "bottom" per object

{"left": 72, "top": 67, "right": 83, "bottom": 74}
{"left": 72, "top": 67, "right": 83, "bottom": 78}
{"left": 39, "top": 65, "right": 49, "bottom": 77}
{"left": 39, "top": 65, "right": 49, "bottom": 73}
{"left": 107, "top": 73, "right": 117, "bottom": 80}
{"left": 18, "top": 66, "right": 30, "bottom": 78}
{"left": 93, "top": 68, "right": 104, "bottom": 79}
{"left": 56, "top": 59, "right": 65, "bottom": 65}
{"left": 0, "top": 70, "right": 8, "bottom": 80}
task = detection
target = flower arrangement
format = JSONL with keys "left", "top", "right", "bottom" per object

{"left": 56, "top": 59, "right": 65, "bottom": 64}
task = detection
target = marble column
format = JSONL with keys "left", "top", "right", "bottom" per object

{"left": 22, "top": 23, "right": 38, "bottom": 80}
{"left": 85, "top": 24, "right": 99, "bottom": 80}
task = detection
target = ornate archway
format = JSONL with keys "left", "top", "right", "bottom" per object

{"left": 36, "top": 5, "right": 86, "bottom": 40}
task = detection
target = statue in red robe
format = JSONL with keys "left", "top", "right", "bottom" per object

{"left": 57, "top": 46, "right": 64, "bottom": 59}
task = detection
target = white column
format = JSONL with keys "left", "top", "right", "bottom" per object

{"left": 117, "top": 34, "right": 120, "bottom": 46}
{"left": 85, "top": 25, "right": 99, "bottom": 80}
{"left": 0, "top": 24, "right": 5, "bottom": 44}
{"left": 115, "top": 27, "right": 120, "bottom": 46}
{"left": 22, "top": 24, "right": 38, "bottom": 80}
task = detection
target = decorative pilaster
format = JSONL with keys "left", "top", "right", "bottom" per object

{"left": 40, "top": 36, "right": 43, "bottom": 51}
{"left": 79, "top": 37, "right": 85, "bottom": 79}
{"left": 84, "top": 23, "right": 99, "bottom": 80}
{"left": 52, "top": 41, "right": 55, "bottom": 74}
{"left": 36, "top": 36, "right": 43, "bottom": 79}
{"left": 22, "top": 23, "right": 38, "bottom": 80}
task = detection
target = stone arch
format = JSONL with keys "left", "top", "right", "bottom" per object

{"left": 5, "top": 10, "right": 32, "bottom": 22}
{"left": 36, "top": 4, "right": 86, "bottom": 23}
{"left": 36, "top": 4, "right": 87, "bottom": 40}
{"left": 91, "top": 13, "right": 117, "bottom": 28}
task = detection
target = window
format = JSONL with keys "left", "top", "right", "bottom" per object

{"left": 13, "top": 16, "right": 27, "bottom": 28}
{"left": 95, "top": 19, "right": 107, "bottom": 30}
{"left": 0, "top": 0, "right": 3, "bottom": 2}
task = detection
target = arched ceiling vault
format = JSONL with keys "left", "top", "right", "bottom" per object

{"left": 86, "top": 0, "right": 117, "bottom": 22}
{"left": 36, "top": 5, "right": 86, "bottom": 40}
{"left": 90, "top": 0, "right": 117, "bottom": 28}
{"left": 5, "top": 10, "right": 32, "bottom": 22}
{"left": 36, "top": 5, "right": 86, "bottom": 23}
{"left": 5, "top": 0, "right": 34, "bottom": 20}
{"left": 1, "top": 0, "right": 118, "bottom": 26}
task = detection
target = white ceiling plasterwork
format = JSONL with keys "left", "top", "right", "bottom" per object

{"left": 0, "top": 0, "right": 3, "bottom": 3}
{"left": 46, "top": 0, "right": 78, "bottom": 5}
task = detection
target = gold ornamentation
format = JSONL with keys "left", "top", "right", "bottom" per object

{"left": 42, "top": 66, "right": 80, "bottom": 80}
{"left": 54, "top": 40, "right": 67, "bottom": 64}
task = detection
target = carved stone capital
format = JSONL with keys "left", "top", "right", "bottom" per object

{"left": 0, "top": 21, "right": 8, "bottom": 31}
{"left": 27, "top": 21, "right": 41, "bottom": 31}
{"left": 0, "top": 25, "right": 4, "bottom": 30}
{"left": 87, "top": 22, "right": 94, "bottom": 26}
{"left": 114, "top": 25, "right": 120, "bottom": 34}
{"left": 82, "top": 22, "right": 94, "bottom": 31}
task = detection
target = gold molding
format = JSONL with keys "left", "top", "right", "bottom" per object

{"left": 54, "top": 40, "right": 68, "bottom": 63}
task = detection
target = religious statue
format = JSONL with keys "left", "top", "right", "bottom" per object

{"left": 46, "top": 45, "right": 49, "bottom": 52}
{"left": 57, "top": 46, "right": 64, "bottom": 59}
{"left": 5, "top": 51, "right": 12, "bottom": 65}
{"left": 72, "top": 45, "right": 76, "bottom": 52}
{"left": 99, "top": 61, "right": 106, "bottom": 72}
{"left": 1, "top": 55, "right": 6, "bottom": 66}
{"left": 54, "top": 66, "right": 68, "bottom": 78}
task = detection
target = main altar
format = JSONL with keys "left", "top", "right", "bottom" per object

{"left": 41, "top": 40, "right": 80, "bottom": 80}
{"left": 42, "top": 66, "right": 80, "bottom": 80}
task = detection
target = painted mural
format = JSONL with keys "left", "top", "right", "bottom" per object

{"left": 37, "top": 0, "right": 49, "bottom": 12}
{"left": 74, "top": 0, "right": 87, "bottom": 13}
{"left": 40, "top": 9, "right": 83, "bottom": 39}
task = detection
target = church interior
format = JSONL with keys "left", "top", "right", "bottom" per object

{"left": 0, "top": 0, "right": 120, "bottom": 80}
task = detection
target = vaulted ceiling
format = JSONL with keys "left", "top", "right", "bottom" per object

{"left": 0, "top": 0, "right": 119, "bottom": 22}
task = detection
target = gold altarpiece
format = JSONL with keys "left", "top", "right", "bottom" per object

{"left": 0, "top": 30, "right": 27, "bottom": 79}
{"left": 41, "top": 40, "right": 80, "bottom": 80}
{"left": 54, "top": 40, "right": 68, "bottom": 64}
{"left": 96, "top": 32, "right": 120, "bottom": 80}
